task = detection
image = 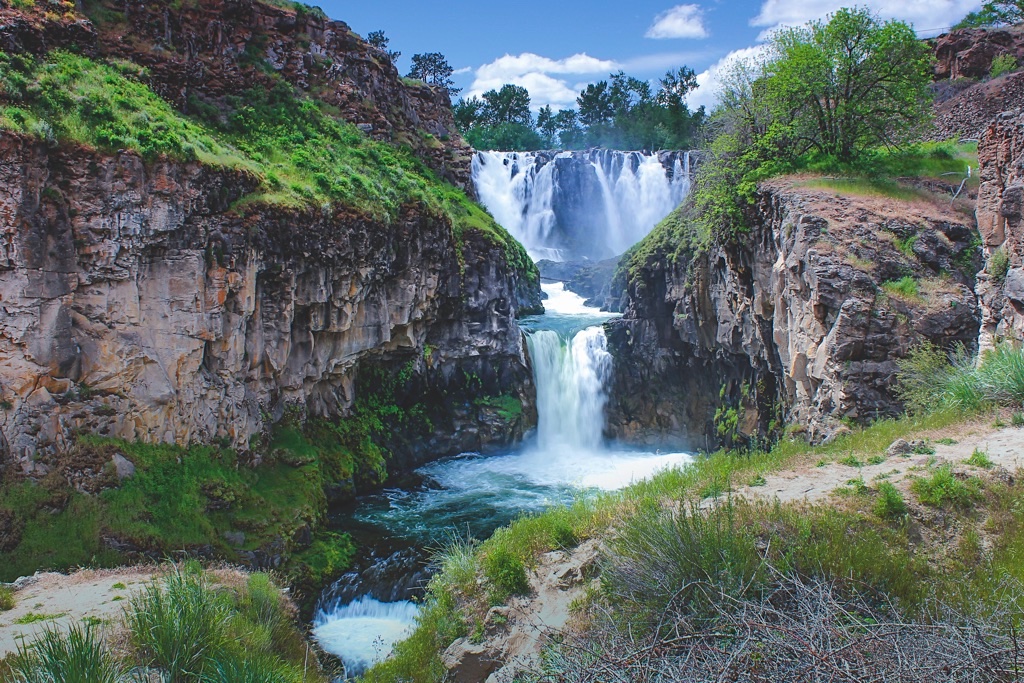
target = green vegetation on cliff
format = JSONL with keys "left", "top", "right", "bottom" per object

{"left": 0, "top": 49, "right": 535, "bottom": 277}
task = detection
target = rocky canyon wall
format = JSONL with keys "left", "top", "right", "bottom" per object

{"left": 0, "top": 132, "right": 539, "bottom": 477}
{"left": 608, "top": 183, "right": 981, "bottom": 448}
{"left": 977, "top": 110, "right": 1024, "bottom": 348}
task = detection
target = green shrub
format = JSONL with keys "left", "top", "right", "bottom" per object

{"left": 896, "top": 342, "right": 984, "bottom": 414}
{"left": 881, "top": 276, "right": 921, "bottom": 301}
{"left": 126, "top": 569, "right": 231, "bottom": 680}
{"left": 0, "top": 585, "right": 13, "bottom": 611}
{"left": 482, "top": 546, "right": 529, "bottom": 601}
{"left": 978, "top": 344, "right": 1024, "bottom": 407}
{"left": 1013, "top": 412, "right": 1024, "bottom": 427}
{"left": 873, "top": 481, "right": 908, "bottom": 519}
{"left": 9, "top": 623, "right": 127, "bottom": 683}
{"left": 990, "top": 54, "right": 1019, "bottom": 79}
{"left": 839, "top": 454, "right": 863, "bottom": 467}
{"left": 910, "top": 465, "right": 982, "bottom": 508}
{"left": 989, "top": 247, "right": 1010, "bottom": 283}
{"left": 966, "top": 448, "right": 994, "bottom": 469}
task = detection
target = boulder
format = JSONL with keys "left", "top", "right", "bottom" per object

{"left": 111, "top": 453, "right": 135, "bottom": 481}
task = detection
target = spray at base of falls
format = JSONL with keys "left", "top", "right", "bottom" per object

{"left": 313, "top": 596, "right": 419, "bottom": 676}
{"left": 312, "top": 285, "right": 692, "bottom": 672}
{"left": 472, "top": 150, "right": 692, "bottom": 261}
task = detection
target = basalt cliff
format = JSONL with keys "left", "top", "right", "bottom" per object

{"left": 0, "top": 0, "right": 541, "bottom": 484}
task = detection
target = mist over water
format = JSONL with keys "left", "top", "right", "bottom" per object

{"left": 472, "top": 150, "right": 692, "bottom": 260}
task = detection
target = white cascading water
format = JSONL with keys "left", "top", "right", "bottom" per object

{"left": 312, "top": 596, "right": 419, "bottom": 676}
{"left": 472, "top": 150, "right": 691, "bottom": 260}
{"left": 528, "top": 327, "right": 612, "bottom": 452}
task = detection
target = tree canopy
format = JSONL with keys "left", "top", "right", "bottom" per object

{"left": 764, "top": 8, "right": 933, "bottom": 162}
{"left": 452, "top": 67, "right": 705, "bottom": 151}
{"left": 407, "top": 53, "right": 460, "bottom": 97}
{"left": 956, "top": 1, "right": 1024, "bottom": 27}
{"left": 366, "top": 30, "right": 400, "bottom": 63}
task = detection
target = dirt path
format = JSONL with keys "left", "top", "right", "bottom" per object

{"left": 0, "top": 567, "right": 160, "bottom": 658}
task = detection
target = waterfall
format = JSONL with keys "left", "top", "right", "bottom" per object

{"left": 527, "top": 327, "right": 612, "bottom": 452}
{"left": 312, "top": 596, "right": 419, "bottom": 675}
{"left": 472, "top": 150, "right": 692, "bottom": 261}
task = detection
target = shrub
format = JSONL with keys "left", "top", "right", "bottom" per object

{"left": 874, "top": 481, "right": 908, "bottom": 519}
{"left": 126, "top": 569, "right": 230, "bottom": 680}
{"left": 896, "top": 342, "right": 984, "bottom": 414}
{"left": 0, "top": 585, "right": 13, "bottom": 611}
{"left": 966, "top": 449, "right": 994, "bottom": 469}
{"left": 910, "top": 465, "right": 982, "bottom": 508}
{"left": 881, "top": 276, "right": 921, "bottom": 301}
{"left": 1013, "top": 412, "right": 1024, "bottom": 427}
{"left": 839, "top": 454, "right": 863, "bottom": 467}
{"left": 989, "top": 247, "right": 1010, "bottom": 283}
{"left": 977, "top": 344, "right": 1024, "bottom": 407}
{"left": 482, "top": 546, "right": 530, "bottom": 600}
{"left": 990, "top": 54, "right": 1019, "bottom": 79}
{"left": 9, "top": 623, "right": 127, "bottom": 683}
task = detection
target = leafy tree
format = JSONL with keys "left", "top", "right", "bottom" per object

{"left": 366, "top": 30, "right": 400, "bottom": 63}
{"left": 577, "top": 81, "right": 615, "bottom": 129}
{"left": 464, "top": 122, "right": 543, "bottom": 151}
{"left": 956, "top": 1, "right": 1024, "bottom": 27}
{"left": 766, "top": 7, "right": 933, "bottom": 162}
{"left": 536, "top": 105, "right": 558, "bottom": 147}
{"left": 453, "top": 96, "right": 485, "bottom": 130}
{"left": 554, "top": 109, "right": 585, "bottom": 149}
{"left": 407, "top": 52, "right": 461, "bottom": 97}
{"left": 481, "top": 84, "right": 532, "bottom": 125}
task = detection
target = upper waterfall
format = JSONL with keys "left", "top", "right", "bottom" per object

{"left": 472, "top": 149, "right": 693, "bottom": 261}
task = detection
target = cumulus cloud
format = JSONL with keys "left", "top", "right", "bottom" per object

{"left": 465, "top": 52, "right": 620, "bottom": 109}
{"left": 646, "top": 4, "right": 709, "bottom": 39}
{"left": 752, "top": 0, "right": 983, "bottom": 36}
{"left": 686, "top": 45, "right": 768, "bottom": 111}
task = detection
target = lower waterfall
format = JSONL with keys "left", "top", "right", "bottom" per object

{"left": 312, "top": 284, "right": 691, "bottom": 675}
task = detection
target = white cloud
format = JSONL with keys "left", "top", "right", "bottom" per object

{"left": 452, "top": 66, "right": 473, "bottom": 75}
{"left": 752, "top": 0, "right": 983, "bottom": 36}
{"left": 645, "top": 4, "right": 710, "bottom": 39}
{"left": 622, "top": 50, "right": 712, "bottom": 72}
{"left": 466, "top": 52, "right": 620, "bottom": 109}
{"left": 686, "top": 46, "right": 768, "bottom": 111}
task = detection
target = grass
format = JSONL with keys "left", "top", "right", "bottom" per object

{"left": 899, "top": 343, "right": 1024, "bottom": 415}
{"left": 9, "top": 623, "right": 126, "bottom": 683}
{"left": 0, "top": 50, "right": 536, "bottom": 280}
{"left": 0, "top": 586, "right": 13, "bottom": 611}
{"left": 9, "top": 565, "right": 320, "bottom": 683}
{"left": 13, "top": 612, "right": 64, "bottom": 625}
{"left": 801, "top": 177, "right": 928, "bottom": 201}
{"left": 989, "top": 247, "right": 1010, "bottom": 283}
{"left": 881, "top": 276, "right": 922, "bottom": 302}
{"left": 966, "top": 448, "right": 994, "bottom": 468}
{"left": 910, "top": 464, "right": 982, "bottom": 508}
{"left": 873, "top": 481, "right": 908, "bottom": 519}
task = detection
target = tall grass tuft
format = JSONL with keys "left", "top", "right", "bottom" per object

{"left": 198, "top": 653, "right": 293, "bottom": 683}
{"left": 0, "top": 585, "right": 14, "bottom": 611}
{"left": 9, "top": 623, "right": 127, "bottom": 683}
{"left": 977, "top": 344, "right": 1024, "bottom": 406}
{"left": 126, "top": 568, "right": 230, "bottom": 681}
{"left": 910, "top": 465, "right": 982, "bottom": 509}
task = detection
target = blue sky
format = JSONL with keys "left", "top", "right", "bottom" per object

{"left": 318, "top": 0, "right": 983, "bottom": 111}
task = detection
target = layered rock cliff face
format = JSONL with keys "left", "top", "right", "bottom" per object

{"left": 0, "top": 2, "right": 541, "bottom": 479}
{"left": 977, "top": 110, "right": 1024, "bottom": 348}
{"left": 608, "top": 182, "right": 981, "bottom": 447}
{"left": 930, "top": 27, "right": 1024, "bottom": 141}
{"left": 0, "top": 0, "right": 474, "bottom": 192}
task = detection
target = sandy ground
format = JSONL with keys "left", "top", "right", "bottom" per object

{"left": 0, "top": 567, "right": 159, "bottom": 658}
{"left": 730, "top": 422, "right": 1024, "bottom": 506}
